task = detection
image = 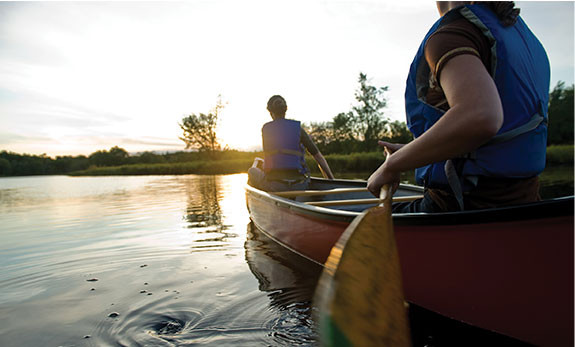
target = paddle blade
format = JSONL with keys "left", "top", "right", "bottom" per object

{"left": 314, "top": 199, "right": 410, "bottom": 346}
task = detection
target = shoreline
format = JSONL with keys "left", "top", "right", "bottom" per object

{"left": 1, "top": 145, "right": 572, "bottom": 178}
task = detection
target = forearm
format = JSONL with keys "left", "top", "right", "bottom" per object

{"left": 384, "top": 105, "right": 496, "bottom": 173}
{"left": 313, "top": 153, "right": 334, "bottom": 179}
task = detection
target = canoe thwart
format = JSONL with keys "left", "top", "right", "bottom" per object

{"left": 305, "top": 195, "right": 423, "bottom": 207}
{"left": 273, "top": 187, "right": 368, "bottom": 198}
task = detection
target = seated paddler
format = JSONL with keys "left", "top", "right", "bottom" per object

{"left": 248, "top": 95, "right": 334, "bottom": 192}
{"left": 367, "top": 1, "right": 550, "bottom": 213}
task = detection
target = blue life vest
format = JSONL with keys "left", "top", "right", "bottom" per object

{"left": 262, "top": 119, "right": 308, "bottom": 175}
{"left": 405, "top": 4, "right": 550, "bottom": 190}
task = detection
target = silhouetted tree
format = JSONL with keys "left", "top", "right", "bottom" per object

{"left": 547, "top": 81, "right": 574, "bottom": 145}
{"left": 332, "top": 112, "right": 355, "bottom": 143}
{"left": 304, "top": 121, "right": 332, "bottom": 153}
{"left": 351, "top": 73, "right": 389, "bottom": 151}
{"left": 89, "top": 146, "right": 129, "bottom": 167}
{"left": 305, "top": 73, "right": 392, "bottom": 153}
{"left": 54, "top": 155, "right": 89, "bottom": 172}
{"left": 179, "top": 96, "right": 225, "bottom": 153}
{"left": 0, "top": 158, "right": 11, "bottom": 176}
{"left": 382, "top": 120, "right": 413, "bottom": 144}
{"left": 137, "top": 151, "right": 166, "bottom": 164}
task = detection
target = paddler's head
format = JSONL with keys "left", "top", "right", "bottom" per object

{"left": 267, "top": 95, "right": 287, "bottom": 120}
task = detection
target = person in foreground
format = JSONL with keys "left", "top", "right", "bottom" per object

{"left": 248, "top": 95, "right": 334, "bottom": 192}
{"left": 367, "top": 1, "right": 550, "bottom": 212}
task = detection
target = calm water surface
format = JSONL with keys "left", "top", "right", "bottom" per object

{"left": 0, "top": 174, "right": 320, "bottom": 346}
{"left": 1, "top": 172, "right": 572, "bottom": 346}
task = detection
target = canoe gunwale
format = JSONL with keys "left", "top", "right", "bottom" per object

{"left": 246, "top": 183, "right": 359, "bottom": 223}
{"left": 246, "top": 178, "right": 575, "bottom": 226}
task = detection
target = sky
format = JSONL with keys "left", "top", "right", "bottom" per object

{"left": 0, "top": 1, "right": 573, "bottom": 156}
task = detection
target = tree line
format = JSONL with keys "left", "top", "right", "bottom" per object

{"left": 179, "top": 74, "right": 572, "bottom": 155}
{"left": 0, "top": 147, "right": 251, "bottom": 177}
{"left": 547, "top": 81, "right": 574, "bottom": 145}
{"left": 1, "top": 77, "right": 571, "bottom": 177}
{"left": 179, "top": 73, "right": 413, "bottom": 155}
{"left": 302, "top": 73, "right": 412, "bottom": 154}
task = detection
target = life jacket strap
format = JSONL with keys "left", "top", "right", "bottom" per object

{"left": 444, "top": 107, "right": 546, "bottom": 211}
{"left": 445, "top": 159, "right": 465, "bottom": 211}
{"left": 264, "top": 149, "right": 304, "bottom": 157}
{"left": 483, "top": 111, "right": 546, "bottom": 147}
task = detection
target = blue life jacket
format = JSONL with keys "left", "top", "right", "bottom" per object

{"left": 405, "top": 4, "right": 550, "bottom": 190}
{"left": 262, "top": 118, "right": 308, "bottom": 175}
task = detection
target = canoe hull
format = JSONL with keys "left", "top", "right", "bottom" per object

{"left": 245, "top": 179, "right": 574, "bottom": 347}
{"left": 247, "top": 187, "right": 348, "bottom": 264}
{"left": 395, "top": 215, "right": 573, "bottom": 347}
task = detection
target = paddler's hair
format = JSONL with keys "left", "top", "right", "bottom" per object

{"left": 475, "top": 1, "right": 520, "bottom": 27}
{"left": 267, "top": 95, "right": 287, "bottom": 118}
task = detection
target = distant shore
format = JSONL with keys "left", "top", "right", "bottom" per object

{"left": 67, "top": 152, "right": 388, "bottom": 177}
{"left": 1, "top": 145, "right": 571, "bottom": 178}
{"left": 67, "top": 145, "right": 573, "bottom": 177}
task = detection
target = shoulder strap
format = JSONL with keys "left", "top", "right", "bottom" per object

{"left": 264, "top": 149, "right": 303, "bottom": 157}
{"left": 482, "top": 111, "right": 546, "bottom": 147}
{"left": 445, "top": 105, "right": 546, "bottom": 210}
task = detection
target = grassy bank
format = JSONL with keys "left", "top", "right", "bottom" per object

{"left": 545, "top": 144, "right": 574, "bottom": 166}
{"left": 69, "top": 158, "right": 254, "bottom": 176}
{"left": 69, "top": 145, "right": 573, "bottom": 176}
{"left": 69, "top": 152, "right": 388, "bottom": 176}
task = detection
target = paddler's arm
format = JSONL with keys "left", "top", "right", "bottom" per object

{"left": 301, "top": 128, "right": 335, "bottom": 179}
{"left": 367, "top": 54, "right": 503, "bottom": 197}
{"left": 313, "top": 151, "right": 335, "bottom": 180}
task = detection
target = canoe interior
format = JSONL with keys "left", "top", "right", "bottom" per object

{"left": 265, "top": 178, "right": 574, "bottom": 226}
{"left": 245, "top": 177, "right": 575, "bottom": 346}
{"left": 293, "top": 177, "right": 423, "bottom": 212}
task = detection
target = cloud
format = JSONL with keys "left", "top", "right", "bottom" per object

{"left": 121, "top": 136, "right": 182, "bottom": 148}
{"left": 0, "top": 86, "right": 131, "bottom": 136}
{"left": 518, "top": 1, "right": 574, "bottom": 86}
{"left": 0, "top": 1, "right": 572, "bottom": 156}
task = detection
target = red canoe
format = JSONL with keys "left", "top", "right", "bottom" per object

{"left": 245, "top": 177, "right": 574, "bottom": 347}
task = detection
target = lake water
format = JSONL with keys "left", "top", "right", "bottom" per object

{"left": 0, "top": 174, "right": 321, "bottom": 346}
{"left": 0, "top": 172, "right": 571, "bottom": 346}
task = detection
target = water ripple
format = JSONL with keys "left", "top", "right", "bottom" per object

{"left": 0, "top": 174, "right": 319, "bottom": 346}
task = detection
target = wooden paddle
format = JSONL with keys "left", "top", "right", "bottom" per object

{"left": 313, "top": 184, "right": 411, "bottom": 346}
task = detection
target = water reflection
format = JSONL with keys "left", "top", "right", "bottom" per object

{"left": 244, "top": 222, "right": 322, "bottom": 345}
{"left": 184, "top": 175, "right": 223, "bottom": 228}
{"left": 183, "top": 175, "right": 239, "bottom": 251}
{"left": 244, "top": 222, "right": 323, "bottom": 306}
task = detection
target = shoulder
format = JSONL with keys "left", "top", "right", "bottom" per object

{"left": 424, "top": 15, "right": 491, "bottom": 83}
{"left": 285, "top": 118, "right": 301, "bottom": 125}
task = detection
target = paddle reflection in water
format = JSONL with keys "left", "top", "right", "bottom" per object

{"left": 245, "top": 222, "right": 323, "bottom": 345}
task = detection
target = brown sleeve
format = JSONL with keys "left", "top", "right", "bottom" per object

{"left": 424, "top": 18, "right": 492, "bottom": 87}
{"left": 300, "top": 129, "right": 319, "bottom": 156}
